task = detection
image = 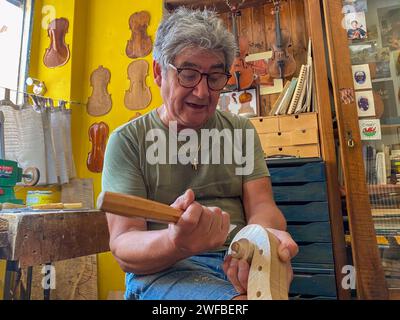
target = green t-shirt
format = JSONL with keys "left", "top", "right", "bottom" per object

{"left": 102, "top": 108, "right": 269, "bottom": 247}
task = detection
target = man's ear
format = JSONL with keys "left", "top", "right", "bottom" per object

{"left": 153, "top": 60, "right": 162, "bottom": 87}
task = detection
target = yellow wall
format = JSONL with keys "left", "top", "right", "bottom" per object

{"left": 4, "top": 0, "right": 163, "bottom": 300}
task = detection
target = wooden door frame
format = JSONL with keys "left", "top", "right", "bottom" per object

{"left": 303, "top": 0, "right": 350, "bottom": 300}
{"left": 321, "top": 0, "right": 389, "bottom": 299}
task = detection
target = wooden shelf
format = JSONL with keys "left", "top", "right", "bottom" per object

{"left": 163, "top": 0, "right": 272, "bottom": 13}
{"left": 368, "top": 184, "right": 400, "bottom": 194}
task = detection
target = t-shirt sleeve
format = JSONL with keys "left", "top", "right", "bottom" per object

{"left": 242, "top": 118, "right": 270, "bottom": 184}
{"left": 101, "top": 130, "right": 147, "bottom": 198}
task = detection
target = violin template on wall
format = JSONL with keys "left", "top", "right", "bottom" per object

{"left": 124, "top": 60, "right": 152, "bottom": 110}
{"left": 87, "top": 66, "right": 113, "bottom": 117}
{"left": 43, "top": 17, "right": 71, "bottom": 68}
{"left": 126, "top": 11, "right": 153, "bottom": 59}
{"left": 87, "top": 122, "right": 109, "bottom": 173}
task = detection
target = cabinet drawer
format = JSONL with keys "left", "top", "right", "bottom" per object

{"left": 287, "top": 222, "right": 332, "bottom": 242}
{"left": 259, "top": 129, "right": 318, "bottom": 148}
{"left": 290, "top": 273, "right": 337, "bottom": 297}
{"left": 278, "top": 202, "right": 330, "bottom": 222}
{"left": 264, "top": 145, "right": 320, "bottom": 158}
{"left": 269, "top": 161, "right": 326, "bottom": 183}
{"left": 279, "top": 113, "right": 318, "bottom": 131}
{"left": 250, "top": 117, "right": 279, "bottom": 134}
{"left": 273, "top": 182, "right": 327, "bottom": 202}
{"left": 293, "top": 243, "right": 334, "bottom": 264}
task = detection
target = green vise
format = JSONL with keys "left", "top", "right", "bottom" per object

{"left": 0, "top": 159, "right": 40, "bottom": 204}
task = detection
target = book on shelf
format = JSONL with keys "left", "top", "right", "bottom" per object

{"left": 287, "top": 64, "right": 308, "bottom": 114}
{"left": 269, "top": 80, "right": 291, "bottom": 116}
{"left": 275, "top": 77, "right": 298, "bottom": 115}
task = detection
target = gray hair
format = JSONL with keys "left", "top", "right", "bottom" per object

{"left": 153, "top": 7, "right": 236, "bottom": 72}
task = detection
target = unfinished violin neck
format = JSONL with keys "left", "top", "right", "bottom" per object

{"left": 229, "top": 224, "right": 289, "bottom": 300}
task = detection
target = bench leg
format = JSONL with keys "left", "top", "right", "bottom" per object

{"left": 3, "top": 260, "right": 19, "bottom": 300}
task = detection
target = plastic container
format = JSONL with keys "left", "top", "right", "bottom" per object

{"left": 26, "top": 190, "right": 57, "bottom": 206}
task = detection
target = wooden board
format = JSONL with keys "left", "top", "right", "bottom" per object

{"left": 164, "top": 0, "right": 268, "bottom": 13}
{"left": 0, "top": 231, "right": 8, "bottom": 248}
{"left": 0, "top": 210, "right": 109, "bottom": 267}
{"left": 0, "top": 218, "right": 8, "bottom": 232}
{"left": 21, "top": 255, "right": 98, "bottom": 300}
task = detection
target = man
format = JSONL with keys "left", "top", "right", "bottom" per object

{"left": 102, "top": 8, "right": 298, "bottom": 300}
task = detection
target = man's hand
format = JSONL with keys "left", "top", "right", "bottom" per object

{"left": 223, "top": 228, "right": 298, "bottom": 295}
{"left": 168, "top": 189, "right": 231, "bottom": 255}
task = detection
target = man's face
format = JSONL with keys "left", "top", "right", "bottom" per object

{"left": 154, "top": 47, "right": 226, "bottom": 130}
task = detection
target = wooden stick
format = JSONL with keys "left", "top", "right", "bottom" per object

{"left": 97, "top": 191, "right": 183, "bottom": 223}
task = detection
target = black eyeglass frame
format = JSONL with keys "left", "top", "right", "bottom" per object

{"left": 168, "top": 63, "right": 232, "bottom": 91}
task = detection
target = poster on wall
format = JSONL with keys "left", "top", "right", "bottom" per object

{"left": 378, "top": 5, "right": 400, "bottom": 51}
{"left": 345, "top": 12, "right": 368, "bottom": 40}
{"left": 217, "top": 88, "right": 259, "bottom": 117}
{"left": 356, "top": 90, "right": 376, "bottom": 117}
{"left": 342, "top": 0, "right": 368, "bottom": 14}
{"left": 372, "top": 80, "right": 398, "bottom": 122}
{"left": 359, "top": 119, "right": 382, "bottom": 140}
{"left": 352, "top": 64, "right": 372, "bottom": 90}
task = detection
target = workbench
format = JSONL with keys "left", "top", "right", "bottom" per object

{"left": 0, "top": 210, "right": 110, "bottom": 300}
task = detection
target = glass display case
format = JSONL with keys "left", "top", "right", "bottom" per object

{"left": 325, "top": 0, "right": 400, "bottom": 298}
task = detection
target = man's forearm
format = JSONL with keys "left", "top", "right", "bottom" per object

{"left": 111, "top": 228, "right": 189, "bottom": 275}
{"left": 247, "top": 203, "right": 287, "bottom": 231}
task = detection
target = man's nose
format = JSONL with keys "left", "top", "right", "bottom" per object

{"left": 192, "top": 75, "right": 210, "bottom": 98}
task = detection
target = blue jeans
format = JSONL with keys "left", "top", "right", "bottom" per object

{"left": 124, "top": 250, "right": 240, "bottom": 300}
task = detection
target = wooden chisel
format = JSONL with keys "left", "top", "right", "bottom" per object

{"left": 97, "top": 191, "right": 236, "bottom": 232}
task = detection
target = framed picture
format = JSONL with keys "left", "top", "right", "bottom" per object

{"left": 342, "top": 0, "right": 368, "bottom": 14}
{"left": 217, "top": 87, "right": 260, "bottom": 117}
{"left": 378, "top": 5, "right": 400, "bottom": 51}
{"left": 345, "top": 12, "right": 368, "bottom": 40}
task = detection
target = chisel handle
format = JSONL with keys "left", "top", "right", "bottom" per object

{"left": 97, "top": 191, "right": 182, "bottom": 223}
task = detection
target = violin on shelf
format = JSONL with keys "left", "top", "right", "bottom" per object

{"left": 43, "top": 18, "right": 70, "bottom": 68}
{"left": 266, "top": 0, "right": 296, "bottom": 80}
{"left": 226, "top": 1, "right": 254, "bottom": 91}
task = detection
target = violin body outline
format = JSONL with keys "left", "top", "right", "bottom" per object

{"left": 266, "top": 2, "right": 296, "bottom": 80}
{"left": 124, "top": 60, "right": 152, "bottom": 110}
{"left": 87, "top": 122, "right": 109, "bottom": 173}
{"left": 226, "top": 9, "right": 254, "bottom": 91}
{"left": 126, "top": 11, "right": 153, "bottom": 59}
{"left": 87, "top": 66, "right": 113, "bottom": 117}
{"left": 43, "top": 17, "right": 70, "bottom": 68}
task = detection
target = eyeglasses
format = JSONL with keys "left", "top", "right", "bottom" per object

{"left": 168, "top": 63, "right": 231, "bottom": 91}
